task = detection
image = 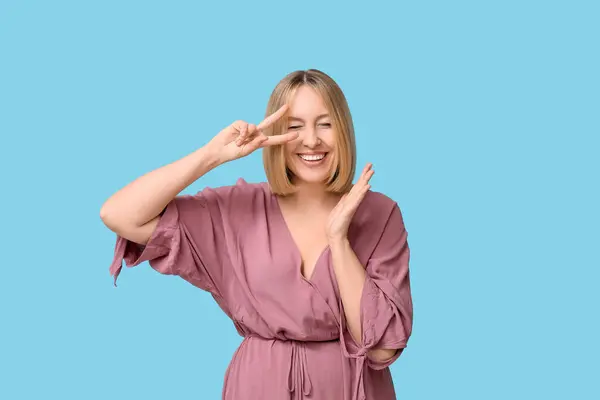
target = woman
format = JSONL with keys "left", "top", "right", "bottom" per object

{"left": 102, "top": 69, "right": 413, "bottom": 400}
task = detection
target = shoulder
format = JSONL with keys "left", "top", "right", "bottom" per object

{"left": 180, "top": 177, "right": 268, "bottom": 215}
{"left": 351, "top": 189, "right": 405, "bottom": 238}
{"left": 349, "top": 189, "right": 407, "bottom": 262}
{"left": 172, "top": 178, "right": 268, "bottom": 225}
{"left": 361, "top": 189, "right": 401, "bottom": 222}
{"left": 199, "top": 177, "right": 263, "bottom": 200}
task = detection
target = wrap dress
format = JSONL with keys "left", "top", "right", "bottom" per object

{"left": 109, "top": 178, "right": 413, "bottom": 400}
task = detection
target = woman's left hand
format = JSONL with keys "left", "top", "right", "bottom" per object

{"left": 326, "top": 163, "right": 374, "bottom": 242}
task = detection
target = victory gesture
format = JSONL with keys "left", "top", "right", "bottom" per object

{"left": 208, "top": 104, "right": 299, "bottom": 164}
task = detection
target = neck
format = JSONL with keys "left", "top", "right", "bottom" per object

{"left": 286, "top": 179, "right": 340, "bottom": 210}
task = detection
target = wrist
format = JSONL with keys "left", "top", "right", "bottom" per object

{"left": 328, "top": 235, "right": 350, "bottom": 250}
{"left": 190, "top": 145, "right": 223, "bottom": 176}
{"left": 199, "top": 143, "right": 226, "bottom": 168}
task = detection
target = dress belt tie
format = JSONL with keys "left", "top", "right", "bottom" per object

{"left": 338, "top": 292, "right": 367, "bottom": 400}
{"left": 286, "top": 340, "right": 312, "bottom": 399}
{"left": 344, "top": 348, "right": 367, "bottom": 400}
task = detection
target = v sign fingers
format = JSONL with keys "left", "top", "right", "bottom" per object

{"left": 256, "top": 104, "right": 289, "bottom": 131}
{"left": 208, "top": 103, "right": 293, "bottom": 163}
{"left": 256, "top": 104, "right": 299, "bottom": 147}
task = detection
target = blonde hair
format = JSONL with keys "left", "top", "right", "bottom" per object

{"left": 262, "top": 69, "right": 357, "bottom": 196}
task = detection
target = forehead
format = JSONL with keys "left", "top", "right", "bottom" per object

{"left": 287, "top": 86, "right": 329, "bottom": 119}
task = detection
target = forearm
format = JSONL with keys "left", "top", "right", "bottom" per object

{"left": 329, "top": 238, "right": 397, "bottom": 362}
{"left": 329, "top": 238, "right": 365, "bottom": 342}
{"left": 100, "top": 145, "right": 222, "bottom": 228}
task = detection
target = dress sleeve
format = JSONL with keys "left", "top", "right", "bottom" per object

{"left": 339, "top": 202, "right": 414, "bottom": 399}
{"left": 108, "top": 182, "right": 242, "bottom": 296}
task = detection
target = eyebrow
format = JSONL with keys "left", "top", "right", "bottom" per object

{"left": 288, "top": 113, "right": 330, "bottom": 121}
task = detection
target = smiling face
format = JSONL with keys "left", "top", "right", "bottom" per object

{"left": 284, "top": 85, "right": 336, "bottom": 185}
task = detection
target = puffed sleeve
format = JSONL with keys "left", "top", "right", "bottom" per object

{"left": 339, "top": 202, "right": 413, "bottom": 400}
{"left": 108, "top": 179, "right": 247, "bottom": 296}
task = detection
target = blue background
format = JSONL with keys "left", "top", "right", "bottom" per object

{"left": 1, "top": 1, "right": 598, "bottom": 399}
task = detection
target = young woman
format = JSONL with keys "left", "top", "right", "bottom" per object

{"left": 102, "top": 69, "right": 413, "bottom": 400}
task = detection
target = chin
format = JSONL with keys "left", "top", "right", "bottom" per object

{"left": 290, "top": 164, "right": 333, "bottom": 184}
{"left": 293, "top": 173, "right": 330, "bottom": 184}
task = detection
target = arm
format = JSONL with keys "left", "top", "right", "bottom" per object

{"left": 100, "top": 104, "right": 296, "bottom": 245}
{"left": 100, "top": 145, "right": 221, "bottom": 245}
{"left": 104, "top": 108, "right": 298, "bottom": 287}
{"left": 329, "top": 239, "right": 398, "bottom": 362}
{"left": 326, "top": 163, "right": 412, "bottom": 367}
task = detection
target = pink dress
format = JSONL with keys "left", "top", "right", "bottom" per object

{"left": 109, "top": 178, "right": 413, "bottom": 400}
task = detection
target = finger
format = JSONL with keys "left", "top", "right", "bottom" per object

{"left": 245, "top": 133, "right": 269, "bottom": 153}
{"left": 347, "top": 184, "right": 370, "bottom": 211}
{"left": 240, "top": 123, "right": 259, "bottom": 146}
{"left": 256, "top": 104, "right": 289, "bottom": 131}
{"left": 364, "top": 169, "right": 374, "bottom": 183}
{"left": 355, "top": 185, "right": 371, "bottom": 206}
{"left": 347, "top": 164, "right": 371, "bottom": 195}
{"left": 360, "top": 162, "right": 372, "bottom": 178}
{"left": 349, "top": 171, "right": 373, "bottom": 201}
{"left": 230, "top": 120, "right": 245, "bottom": 132}
{"left": 235, "top": 122, "right": 248, "bottom": 146}
{"left": 359, "top": 164, "right": 374, "bottom": 184}
{"left": 260, "top": 131, "right": 299, "bottom": 147}
{"left": 246, "top": 123, "right": 257, "bottom": 139}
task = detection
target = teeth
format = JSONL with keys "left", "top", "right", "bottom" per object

{"left": 299, "top": 153, "right": 325, "bottom": 161}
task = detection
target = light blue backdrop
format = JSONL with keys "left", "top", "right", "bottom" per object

{"left": 1, "top": 1, "right": 598, "bottom": 399}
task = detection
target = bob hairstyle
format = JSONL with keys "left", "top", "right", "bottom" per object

{"left": 262, "top": 69, "right": 357, "bottom": 196}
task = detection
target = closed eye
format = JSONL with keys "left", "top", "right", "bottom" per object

{"left": 289, "top": 123, "right": 331, "bottom": 129}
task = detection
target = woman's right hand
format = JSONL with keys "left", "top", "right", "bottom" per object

{"left": 207, "top": 104, "right": 299, "bottom": 164}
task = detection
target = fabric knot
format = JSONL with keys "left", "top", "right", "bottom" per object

{"left": 349, "top": 347, "right": 368, "bottom": 358}
{"left": 286, "top": 340, "right": 312, "bottom": 399}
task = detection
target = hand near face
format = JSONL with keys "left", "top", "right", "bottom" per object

{"left": 208, "top": 104, "right": 299, "bottom": 164}
{"left": 326, "top": 163, "right": 374, "bottom": 242}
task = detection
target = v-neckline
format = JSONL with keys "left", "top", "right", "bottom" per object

{"left": 266, "top": 183, "right": 330, "bottom": 283}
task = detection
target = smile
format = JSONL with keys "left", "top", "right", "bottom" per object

{"left": 296, "top": 152, "right": 328, "bottom": 167}
{"left": 298, "top": 153, "right": 326, "bottom": 161}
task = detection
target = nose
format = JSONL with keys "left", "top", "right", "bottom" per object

{"left": 301, "top": 128, "right": 320, "bottom": 148}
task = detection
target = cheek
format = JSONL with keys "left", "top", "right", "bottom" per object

{"left": 323, "top": 129, "right": 337, "bottom": 149}
{"left": 284, "top": 142, "right": 296, "bottom": 157}
{"left": 284, "top": 142, "right": 299, "bottom": 165}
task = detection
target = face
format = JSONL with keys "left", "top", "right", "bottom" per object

{"left": 284, "top": 85, "right": 336, "bottom": 185}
